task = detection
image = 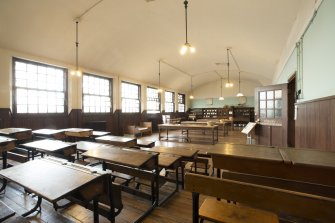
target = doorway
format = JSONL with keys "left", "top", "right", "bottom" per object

{"left": 287, "top": 74, "right": 296, "bottom": 147}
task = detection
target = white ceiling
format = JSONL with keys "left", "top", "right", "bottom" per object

{"left": 0, "top": 0, "right": 305, "bottom": 91}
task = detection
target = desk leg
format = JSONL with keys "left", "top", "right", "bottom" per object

{"left": 192, "top": 192, "right": 200, "bottom": 223}
{"left": 22, "top": 196, "right": 42, "bottom": 217}
{"left": 93, "top": 199, "right": 99, "bottom": 223}
{"left": 181, "top": 163, "right": 185, "bottom": 189}
{"left": 167, "top": 129, "right": 169, "bottom": 140}
{"left": 0, "top": 179, "right": 7, "bottom": 193}
{"left": 159, "top": 128, "right": 161, "bottom": 140}
{"left": 2, "top": 151, "right": 7, "bottom": 169}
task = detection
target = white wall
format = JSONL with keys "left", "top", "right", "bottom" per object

{"left": 274, "top": 0, "right": 335, "bottom": 102}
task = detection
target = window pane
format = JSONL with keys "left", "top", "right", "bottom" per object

{"left": 82, "top": 74, "right": 112, "bottom": 113}
{"left": 165, "top": 91, "right": 174, "bottom": 112}
{"left": 259, "top": 91, "right": 266, "bottom": 100}
{"left": 267, "top": 109, "right": 274, "bottom": 118}
{"left": 121, "top": 82, "right": 140, "bottom": 113}
{"left": 267, "top": 91, "right": 274, "bottom": 100}
{"left": 275, "top": 90, "right": 282, "bottom": 99}
{"left": 13, "top": 58, "right": 67, "bottom": 114}
{"left": 259, "top": 101, "right": 266, "bottom": 109}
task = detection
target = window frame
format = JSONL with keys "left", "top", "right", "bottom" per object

{"left": 164, "top": 90, "right": 175, "bottom": 113}
{"left": 146, "top": 86, "right": 161, "bottom": 113}
{"left": 178, "top": 93, "right": 186, "bottom": 112}
{"left": 121, "top": 81, "right": 141, "bottom": 113}
{"left": 12, "top": 57, "right": 68, "bottom": 115}
{"left": 82, "top": 73, "right": 113, "bottom": 114}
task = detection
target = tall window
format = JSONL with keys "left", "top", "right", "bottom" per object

{"left": 82, "top": 74, "right": 112, "bottom": 113}
{"left": 147, "top": 87, "right": 160, "bottom": 113}
{"left": 178, "top": 93, "right": 185, "bottom": 112}
{"left": 259, "top": 90, "right": 282, "bottom": 119}
{"left": 121, "top": 81, "right": 140, "bottom": 113}
{"left": 13, "top": 58, "right": 67, "bottom": 114}
{"left": 165, "top": 91, "right": 175, "bottom": 112}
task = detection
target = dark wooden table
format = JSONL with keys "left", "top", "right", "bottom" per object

{"left": 158, "top": 124, "right": 219, "bottom": 144}
{"left": 95, "top": 135, "right": 137, "bottom": 147}
{"left": 0, "top": 128, "right": 32, "bottom": 141}
{"left": 21, "top": 139, "right": 77, "bottom": 161}
{"left": 82, "top": 147, "right": 159, "bottom": 222}
{"left": 0, "top": 136, "right": 16, "bottom": 193}
{"left": 0, "top": 158, "right": 115, "bottom": 223}
{"left": 181, "top": 121, "right": 229, "bottom": 136}
{"left": 32, "top": 129, "right": 66, "bottom": 140}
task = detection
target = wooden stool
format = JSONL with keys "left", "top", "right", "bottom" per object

{"left": 199, "top": 198, "right": 279, "bottom": 223}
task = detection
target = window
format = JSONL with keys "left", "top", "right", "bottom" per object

{"left": 13, "top": 58, "right": 67, "bottom": 114}
{"left": 147, "top": 87, "right": 160, "bottom": 113}
{"left": 165, "top": 91, "right": 175, "bottom": 112}
{"left": 82, "top": 74, "right": 112, "bottom": 113}
{"left": 259, "top": 90, "right": 282, "bottom": 119}
{"left": 178, "top": 93, "right": 185, "bottom": 112}
{"left": 121, "top": 81, "right": 140, "bottom": 113}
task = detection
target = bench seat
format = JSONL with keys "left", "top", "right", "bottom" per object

{"left": 199, "top": 198, "right": 278, "bottom": 223}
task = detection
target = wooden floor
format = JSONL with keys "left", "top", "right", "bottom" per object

{"left": 0, "top": 129, "right": 246, "bottom": 223}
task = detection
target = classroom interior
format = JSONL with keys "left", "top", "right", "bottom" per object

{"left": 0, "top": 0, "right": 335, "bottom": 222}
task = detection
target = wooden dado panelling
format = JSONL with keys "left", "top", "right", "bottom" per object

{"left": 295, "top": 96, "right": 335, "bottom": 151}
{"left": 0, "top": 108, "right": 186, "bottom": 135}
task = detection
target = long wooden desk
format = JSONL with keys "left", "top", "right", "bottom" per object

{"left": 82, "top": 147, "right": 159, "bottom": 222}
{"left": 21, "top": 139, "right": 77, "bottom": 161}
{"left": 158, "top": 124, "right": 219, "bottom": 144}
{"left": 0, "top": 128, "right": 32, "bottom": 141}
{"left": 62, "top": 128, "right": 93, "bottom": 140}
{"left": 142, "top": 146, "right": 198, "bottom": 189}
{"left": 0, "top": 158, "right": 121, "bottom": 223}
{"left": 181, "top": 121, "right": 229, "bottom": 136}
{"left": 32, "top": 129, "right": 66, "bottom": 140}
{"left": 0, "top": 136, "right": 16, "bottom": 193}
{"left": 95, "top": 135, "right": 137, "bottom": 147}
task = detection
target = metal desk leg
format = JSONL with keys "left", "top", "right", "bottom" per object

{"left": 22, "top": 196, "right": 42, "bottom": 217}
{"left": 2, "top": 151, "right": 7, "bottom": 169}
{"left": 93, "top": 199, "right": 99, "bottom": 223}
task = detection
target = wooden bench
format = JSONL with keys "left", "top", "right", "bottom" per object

{"left": 185, "top": 173, "right": 335, "bottom": 223}
{"left": 0, "top": 200, "right": 15, "bottom": 222}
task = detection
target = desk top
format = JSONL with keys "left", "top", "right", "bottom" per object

{"left": 0, "top": 128, "right": 32, "bottom": 135}
{"left": 158, "top": 154, "right": 181, "bottom": 168}
{"left": 76, "top": 141, "right": 111, "bottom": 152}
{"left": 208, "top": 144, "right": 335, "bottom": 168}
{"left": 92, "top": 131, "right": 110, "bottom": 137}
{"left": 0, "top": 136, "right": 16, "bottom": 145}
{"left": 158, "top": 124, "right": 218, "bottom": 130}
{"left": 144, "top": 146, "right": 198, "bottom": 158}
{"left": 96, "top": 135, "right": 136, "bottom": 144}
{"left": 0, "top": 158, "right": 105, "bottom": 202}
{"left": 32, "top": 129, "right": 65, "bottom": 135}
{"left": 63, "top": 128, "right": 93, "bottom": 133}
{"left": 82, "top": 147, "right": 155, "bottom": 168}
{"left": 21, "top": 139, "right": 76, "bottom": 152}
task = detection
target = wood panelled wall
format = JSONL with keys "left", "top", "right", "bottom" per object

{"left": 0, "top": 108, "right": 187, "bottom": 136}
{"left": 295, "top": 96, "right": 335, "bottom": 151}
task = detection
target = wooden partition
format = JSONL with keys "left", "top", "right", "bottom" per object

{"left": 295, "top": 96, "right": 335, "bottom": 151}
{"left": 0, "top": 108, "right": 186, "bottom": 136}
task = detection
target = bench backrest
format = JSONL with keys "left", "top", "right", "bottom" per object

{"left": 185, "top": 173, "right": 335, "bottom": 223}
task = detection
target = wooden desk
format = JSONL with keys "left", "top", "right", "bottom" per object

{"left": 142, "top": 146, "right": 198, "bottom": 189}
{"left": 136, "top": 139, "right": 155, "bottom": 148}
{"left": 0, "top": 158, "right": 118, "bottom": 223}
{"left": 158, "top": 124, "right": 219, "bottom": 144}
{"left": 181, "top": 121, "right": 229, "bottom": 136}
{"left": 0, "top": 128, "right": 32, "bottom": 141}
{"left": 32, "top": 129, "right": 66, "bottom": 140}
{"left": 76, "top": 141, "right": 111, "bottom": 153}
{"left": 209, "top": 144, "right": 335, "bottom": 201}
{"left": 95, "top": 135, "right": 137, "bottom": 147}
{"left": 63, "top": 128, "right": 93, "bottom": 138}
{"left": 21, "top": 139, "right": 76, "bottom": 161}
{"left": 0, "top": 136, "right": 16, "bottom": 193}
{"left": 82, "top": 147, "right": 159, "bottom": 222}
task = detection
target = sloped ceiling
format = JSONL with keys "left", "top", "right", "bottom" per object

{"left": 0, "top": 0, "right": 305, "bottom": 91}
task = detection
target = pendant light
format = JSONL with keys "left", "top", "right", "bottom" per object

{"left": 189, "top": 76, "right": 194, "bottom": 99}
{"left": 219, "top": 78, "right": 224, "bottom": 100}
{"left": 180, "top": 0, "right": 196, "bottom": 55}
{"left": 225, "top": 48, "right": 233, "bottom": 87}
{"left": 158, "top": 60, "right": 163, "bottom": 93}
{"left": 236, "top": 71, "right": 244, "bottom": 97}
{"left": 71, "top": 20, "right": 82, "bottom": 76}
